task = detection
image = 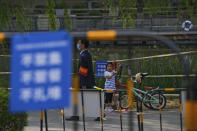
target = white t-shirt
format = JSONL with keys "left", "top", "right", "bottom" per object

{"left": 104, "top": 70, "right": 116, "bottom": 90}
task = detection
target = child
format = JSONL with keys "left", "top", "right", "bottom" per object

{"left": 104, "top": 62, "right": 116, "bottom": 112}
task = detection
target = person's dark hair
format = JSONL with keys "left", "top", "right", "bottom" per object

{"left": 106, "top": 62, "right": 114, "bottom": 69}
{"left": 81, "top": 39, "right": 89, "bottom": 48}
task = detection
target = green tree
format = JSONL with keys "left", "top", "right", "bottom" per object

{"left": 103, "top": 0, "right": 136, "bottom": 28}
{"left": 46, "top": 0, "right": 56, "bottom": 30}
{"left": 102, "top": 0, "right": 197, "bottom": 28}
{"left": 55, "top": 0, "right": 72, "bottom": 31}
{"left": 0, "top": 0, "right": 32, "bottom": 31}
{"left": 0, "top": 0, "right": 72, "bottom": 31}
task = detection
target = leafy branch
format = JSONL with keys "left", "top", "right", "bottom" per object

{"left": 103, "top": 0, "right": 136, "bottom": 29}
{"left": 46, "top": 0, "right": 56, "bottom": 30}
{"left": 103, "top": 0, "right": 197, "bottom": 29}
{"left": 0, "top": 0, "right": 31, "bottom": 31}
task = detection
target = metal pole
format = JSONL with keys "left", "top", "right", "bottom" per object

{"left": 127, "top": 79, "right": 134, "bottom": 131}
{"left": 81, "top": 89, "right": 86, "bottom": 131}
{"left": 185, "top": 73, "right": 197, "bottom": 131}
{"left": 99, "top": 90, "right": 104, "bottom": 131}
{"left": 140, "top": 99, "right": 144, "bottom": 131}
{"left": 119, "top": 91, "right": 123, "bottom": 131}
{"left": 159, "top": 92, "right": 162, "bottom": 131}
{"left": 40, "top": 110, "right": 43, "bottom": 131}
{"left": 73, "top": 76, "right": 79, "bottom": 131}
{"left": 44, "top": 110, "right": 48, "bottom": 131}
{"left": 128, "top": 110, "right": 133, "bottom": 131}
{"left": 61, "top": 109, "right": 65, "bottom": 131}
{"left": 136, "top": 97, "right": 141, "bottom": 131}
{"left": 179, "top": 92, "right": 183, "bottom": 131}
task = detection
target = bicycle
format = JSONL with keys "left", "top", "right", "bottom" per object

{"left": 114, "top": 64, "right": 166, "bottom": 110}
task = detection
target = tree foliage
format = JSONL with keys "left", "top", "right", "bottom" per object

{"left": 0, "top": 0, "right": 72, "bottom": 31}
{"left": 0, "top": 0, "right": 31, "bottom": 31}
{"left": 46, "top": 0, "right": 56, "bottom": 30}
{"left": 59, "top": 0, "right": 72, "bottom": 31}
{"left": 0, "top": 89, "right": 27, "bottom": 131}
{"left": 103, "top": 0, "right": 136, "bottom": 28}
{"left": 102, "top": 0, "right": 197, "bottom": 28}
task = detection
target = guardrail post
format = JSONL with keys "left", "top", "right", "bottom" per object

{"left": 44, "top": 110, "right": 48, "bottom": 131}
{"left": 40, "top": 110, "right": 43, "bottom": 131}
{"left": 61, "top": 109, "right": 65, "bottom": 131}
{"left": 81, "top": 89, "right": 86, "bottom": 131}
{"left": 127, "top": 79, "right": 134, "bottom": 131}
{"left": 179, "top": 92, "right": 183, "bottom": 131}
{"left": 136, "top": 97, "right": 141, "bottom": 131}
{"left": 73, "top": 75, "right": 79, "bottom": 131}
{"left": 159, "top": 92, "right": 162, "bottom": 131}
{"left": 140, "top": 101, "right": 144, "bottom": 131}
{"left": 99, "top": 89, "right": 104, "bottom": 131}
{"left": 140, "top": 97, "right": 144, "bottom": 131}
{"left": 118, "top": 91, "right": 123, "bottom": 131}
{"left": 185, "top": 74, "right": 197, "bottom": 131}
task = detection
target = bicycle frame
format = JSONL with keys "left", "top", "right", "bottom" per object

{"left": 116, "top": 82, "right": 159, "bottom": 104}
{"left": 133, "top": 87, "right": 159, "bottom": 103}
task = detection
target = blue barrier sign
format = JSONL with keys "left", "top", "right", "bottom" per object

{"left": 95, "top": 61, "right": 107, "bottom": 77}
{"left": 10, "top": 31, "right": 72, "bottom": 112}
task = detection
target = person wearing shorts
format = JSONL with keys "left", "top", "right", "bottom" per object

{"left": 105, "top": 93, "right": 113, "bottom": 104}
{"left": 104, "top": 62, "right": 116, "bottom": 112}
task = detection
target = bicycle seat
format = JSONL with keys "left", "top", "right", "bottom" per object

{"left": 144, "top": 86, "right": 153, "bottom": 91}
{"left": 141, "top": 73, "right": 149, "bottom": 77}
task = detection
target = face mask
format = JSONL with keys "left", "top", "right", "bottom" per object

{"left": 76, "top": 44, "right": 80, "bottom": 51}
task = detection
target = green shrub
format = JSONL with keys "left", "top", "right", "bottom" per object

{"left": 0, "top": 89, "right": 27, "bottom": 131}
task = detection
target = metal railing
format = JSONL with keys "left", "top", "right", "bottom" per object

{"left": 1, "top": 8, "right": 197, "bottom": 32}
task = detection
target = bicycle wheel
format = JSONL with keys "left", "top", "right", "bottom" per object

{"left": 142, "top": 95, "right": 152, "bottom": 109}
{"left": 120, "top": 94, "right": 128, "bottom": 109}
{"left": 149, "top": 92, "right": 166, "bottom": 110}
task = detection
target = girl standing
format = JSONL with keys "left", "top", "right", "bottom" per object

{"left": 104, "top": 62, "right": 116, "bottom": 112}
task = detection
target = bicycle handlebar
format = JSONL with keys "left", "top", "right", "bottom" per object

{"left": 141, "top": 72, "right": 149, "bottom": 78}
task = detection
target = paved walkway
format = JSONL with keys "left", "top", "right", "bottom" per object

{"left": 24, "top": 109, "right": 184, "bottom": 131}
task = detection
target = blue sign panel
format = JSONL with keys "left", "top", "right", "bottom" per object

{"left": 95, "top": 61, "right": 107, "bottom": 77}
{"left": 10, "top": 31, "right": 72, "bottom": 112}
